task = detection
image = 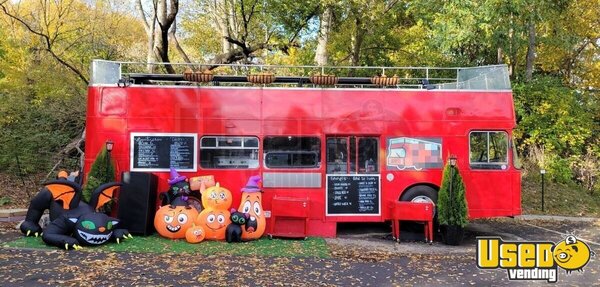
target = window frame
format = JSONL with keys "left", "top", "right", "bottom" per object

{"left": 326, "top": 136, "right": 379, "bottom": 174}
{"left": 263, "top": 136, "right": 321, "bottom": 169}
{"left": 468, "top": 130, "right": 509, "bottom": 170}
{"left": 199, "top": 136, "right": 259, "bottom": 169}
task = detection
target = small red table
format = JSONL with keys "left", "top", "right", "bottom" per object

{"left": 268, "top": 196, "right": 310, "bottom": 239}
{"left": 388, "top": 201, "right": 435, "bottom": 243}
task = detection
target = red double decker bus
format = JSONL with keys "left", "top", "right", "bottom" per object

{"left": 85, "top": 61, "right": 520, "bottom": 237}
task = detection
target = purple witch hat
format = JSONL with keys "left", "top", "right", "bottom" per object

{"left": 241, "top": 175, "right": 262, "bottom": 193}
{"left": 167, "top": 167, "right": 187, "bottom": 185}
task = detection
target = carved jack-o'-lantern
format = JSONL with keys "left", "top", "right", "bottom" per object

{"left": 195, "top": 208, "right": 231, "bottom": 240}
{"left": 185, "top": 225, "right": 206, "bottom": 243}
{"left": 154, "top": 205, "right": 199, "bottom": 239}
{"left": 201, "top": 183, "right": 232, "bottom": 210}
{"left": 238, "top": 175, "right": 266, "bottom": 240}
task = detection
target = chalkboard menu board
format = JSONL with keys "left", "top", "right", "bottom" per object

{"left": 130, "top": 133, "right": 197, "bottom": 172}
{"left": 326, "top": 175, "right": 380, "bottom": 216}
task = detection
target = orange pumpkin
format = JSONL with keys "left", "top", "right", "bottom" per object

{"left": 185, "top": 225, "right": 206, "bottom": 243}
{"left": 201, "top": 183, "right": 232, "bottom": 210}
{"left": 195, "top": 208, "right": 231, "bottom": 240}
{"left": 239, "top": 191, "right": 266, "bottom": 240}
{"left": 154, "top": 205, "right": 199, "bottom": 239}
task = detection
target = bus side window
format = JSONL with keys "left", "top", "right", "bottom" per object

{"left": 357, "top": 137, "right": 378, "bottom": 173}
{"left": 327, "top": 138, "right": 347, "bottom": 173}
{"left": 469, "top": 131, "right": 508, "bottom": 170}
{"left": 327, "top": 136, "right": 378, "bottom": 174}
{"left": 200, "top": 136, "right": 259, "bottom": 169}
{"left": 264, "top": 136, "right": 321, "bottom": 169}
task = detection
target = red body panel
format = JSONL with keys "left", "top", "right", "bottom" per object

{"left": 85, "top": 86, "right": 521, "bottom": 237}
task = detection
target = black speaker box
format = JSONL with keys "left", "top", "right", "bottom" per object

{"left": 118, "top": 172, "right": 158, "bottom": 235}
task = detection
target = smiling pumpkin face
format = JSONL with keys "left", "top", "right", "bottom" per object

{"left": 238, "top": 192, "right": 266, "bottom": 240}
{"left": 154, "top": 205, "right": 199, "bottom": 239}
{"left": 195, "top": 208, "right": 231, "bottom": 240}
{"left": 185, "top": 225, "right": 205, "bottom": 243}
{"left": 201, "top": 183, "right": 232, "bottom": 210}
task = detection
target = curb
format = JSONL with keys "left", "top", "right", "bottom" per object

{"left": 515, "top": 214, "right": 599, "bottom": 222}
{"left": 0, "top": 209, "right": 27, "bottom": 223}
{"left": 0, "top": 209, "right": 27, "bottom": 218}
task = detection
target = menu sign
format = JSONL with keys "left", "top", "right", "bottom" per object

{"left": 326, "top": 175, "right": 380, "bottom": 216}
{"left": 130, "top": 133, "right": 197, "bottom": 172}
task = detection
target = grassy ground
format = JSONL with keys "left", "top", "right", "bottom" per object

{"left": 2, "top": 235, "right": 330, "bottom": 258}
{"left": 521, "top": 173, "right": 600, "bottom": 217}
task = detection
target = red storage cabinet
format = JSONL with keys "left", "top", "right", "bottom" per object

{"left": 268, "top": 196, "right": 310, "bottom": 239}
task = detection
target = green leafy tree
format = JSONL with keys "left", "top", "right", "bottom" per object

{"left": 513, "top": 76, "right": 596, "bottom": 184}
{"left": 0, "top": 0, "right": 145, "bottom": 175}
{"left": 437, "top": 162, "right": 468, "bottom": 227}
{"left": 82, "top": 147, "right": 115, "bottom": 203}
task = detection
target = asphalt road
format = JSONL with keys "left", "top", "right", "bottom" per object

{"left": 0, "top": 218, "right": 598, "bottom": 286}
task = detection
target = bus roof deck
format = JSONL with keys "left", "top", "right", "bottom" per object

{"left": 90, "top": 60, "right": 511, "bottom": 91}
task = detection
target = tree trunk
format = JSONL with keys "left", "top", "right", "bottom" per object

{"left": 350, "top": 17, "right": 364, "bottom": 67}
{"left": 153, "top": 0, "right": 178, "bottom": 74}
{"left": 135, "top": 0, "right": 179, "bottom": 74}
{"left": 154, "top": 0, "right": 170, "bottom": 73}
{"left": 136, "top": 0, "right": 157, "bottom": 73}
{"left": 525, "top": 19, "right": 536, "bottom": 82}
{"left": 314, "top": 5, "right": 333, "bottom": 66}
{"left": 508, "top": 13, "right": 517, "bottom": 78}
{"left": 206, "top": 0, "right": 235, "bottom": 55}
{"left": 497, "top": 47, "right": 503, "bottom": 64}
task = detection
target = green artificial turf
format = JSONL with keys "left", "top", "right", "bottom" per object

{"left": 3, "top": 235, "right": 330, "bottom": 258}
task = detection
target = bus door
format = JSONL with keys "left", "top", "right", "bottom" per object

{"left": 326, "top": 136, "right": 379, "bottom": 174}
{"left": 325, "top": 136, "right": 381, "bottom": 219}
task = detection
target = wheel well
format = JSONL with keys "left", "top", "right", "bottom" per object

{"left": 398, "top": 183, "right": 440, "bottom": 200}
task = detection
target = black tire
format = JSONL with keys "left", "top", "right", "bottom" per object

{"left": 400, "top": 185, "right": 438, "bottom": 204}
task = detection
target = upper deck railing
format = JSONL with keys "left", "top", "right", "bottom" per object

{"left": 90, "top": 60, "right": 511, "bottom": 91}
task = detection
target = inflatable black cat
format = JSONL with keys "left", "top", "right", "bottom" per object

{"left": 20, "top": 177, "right": 131, "bottom": 250}
{"left": 226, "top": 209, "right": 249, "bottom": 243}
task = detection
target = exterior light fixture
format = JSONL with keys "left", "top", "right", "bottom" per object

{"left": 449, "top": 155, "right": 457, "bottom": 167}
{"left": 106, "top": 140, "right": 114, "bottom": 152}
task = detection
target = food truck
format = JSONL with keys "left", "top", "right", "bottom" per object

{"left": 85, "top": 60, "right": 521, "bottom": 237}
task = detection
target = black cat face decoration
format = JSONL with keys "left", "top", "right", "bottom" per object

{"left": 70, "top": 213, "right": 119, "bottom": 245}
{"left": 230, "top": 211, "right": 248, "bottom": 225}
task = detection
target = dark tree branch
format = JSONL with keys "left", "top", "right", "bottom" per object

{"left": 210, "top": 42, "right": 271, "bottom": 67}
{"left": 165, "top": 0, "right": 179, "bottom": 28}
{"left": 136, "top": 0, "right": 151, "bottom": 31}
{"left": 287, "top": 6, "right": 319, "bottom": 44}
{"left": 168, "top": 19, "right": 192, "bottom": 65}
{"left": 0, "top": 3, "right": 88, "bottom": 84}
{"left": 225, "top": 36, "right": 251, "bottom": 55}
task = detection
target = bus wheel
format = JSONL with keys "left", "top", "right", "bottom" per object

{"left": 400, "top": 185, "right": 437, "bottom": 206}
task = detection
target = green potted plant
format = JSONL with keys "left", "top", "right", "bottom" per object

{"left": 82, "top": 143, "right": 116, "bottom": 205}
{"left": 437, "top": 155, "right": 468, "bottom": 245}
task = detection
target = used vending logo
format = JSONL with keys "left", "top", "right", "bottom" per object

{"left": 476, "top": 235, "right": 595, "bottom": 283}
